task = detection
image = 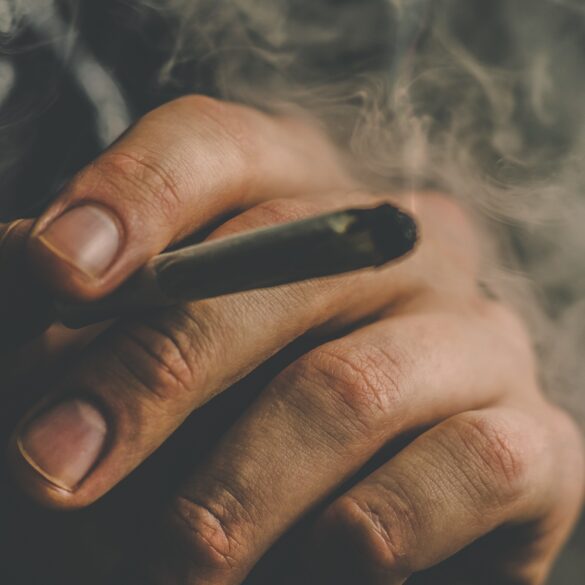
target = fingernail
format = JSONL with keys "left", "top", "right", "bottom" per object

{"left": 37, "top": 205, "right": 121, "bottom": 278}
{"left": 17, "top": 400, "right": 107, "bottom": 491}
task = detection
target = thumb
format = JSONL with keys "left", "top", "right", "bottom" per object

{"left": 0, "top": 220, "right": 54, "bottom": 349}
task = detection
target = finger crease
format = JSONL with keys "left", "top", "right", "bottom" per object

{"left": 115, "top": 328, "right": 191, "bottom": 396}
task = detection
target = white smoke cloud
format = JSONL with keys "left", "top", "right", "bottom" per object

{"left": 154, "top": 0, "right": 585, "bottom": 423}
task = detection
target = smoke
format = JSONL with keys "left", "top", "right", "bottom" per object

{"left": 1, "top": 0, "right": 585, "bottom": 423}
{"left": 1, "top": 0, "right": 130, "bottom": 145}
{"left": 144, "top": 0, "right": 585, "bottom": 423}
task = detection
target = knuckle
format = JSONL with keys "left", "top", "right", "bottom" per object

{"left": 111, "top": 317, "right": 196, "bottom": 404}
{"left": 167, "top": 495, "right": 247, "bottom": 575}
{"left": 293, "top": 342, "right": 406, "bottom": 430}
{"left": 95, "top": 150, "right": 183, "bottom": 219}
{"left": 317, "top": 495, "right": 415, "bottom": 579}
{"left": 451, "top": 412, "right": 533, "bottom": 503}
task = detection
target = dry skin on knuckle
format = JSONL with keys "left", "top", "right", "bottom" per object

{"left": 296, "top": 341, "right": 407, "bottom": 432}
{"left": 96, "top": 150, "right": 184, "bottom": 221}
{"left": 111, "top": 324, "right": 194, "bottom": 403}
{"left": 107, "top": 305, "right": 221, "bottom": 407}
{"left": 448, "top": 412, "right": 533, "bottom": 507}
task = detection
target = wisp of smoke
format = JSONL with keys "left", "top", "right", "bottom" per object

{"left": 1, "top": 0, "right": 584, "bottom": 424}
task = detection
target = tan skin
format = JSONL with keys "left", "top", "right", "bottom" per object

{"left": 0, "top": 96, "right": 584, "bottom": 585}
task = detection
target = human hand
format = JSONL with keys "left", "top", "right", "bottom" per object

{"left": 1, "top": 96, "right": 583, "bottom": 584}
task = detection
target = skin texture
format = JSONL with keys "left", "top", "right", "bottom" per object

{"left": 0, "top": 96, "right": 584, "bottom": 585}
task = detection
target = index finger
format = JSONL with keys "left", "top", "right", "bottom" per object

{"left": 27, "top": 96, "right": 353, "bottom": 303}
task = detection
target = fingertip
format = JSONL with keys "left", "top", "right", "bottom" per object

{"left": 37, "top": 205, "right": 122, "bottom": 279}
{"left": 28, "top": 204, "right": 125, "bottom": 302}
{"left": 7, "top": 398, "right": 110, "bottom": 510}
